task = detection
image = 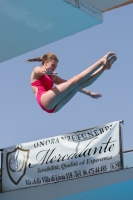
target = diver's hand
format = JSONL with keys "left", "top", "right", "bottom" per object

{"left": 88, "top": 91, "right": 102, "bottom": 99}
{"left": 44, "top": 68, "right": 58, "bottom": 75}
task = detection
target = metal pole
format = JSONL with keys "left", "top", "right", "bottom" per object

{"left": 119, "top": 122, "right": 124, "bottom": 169}
{"left": 0, "top": 150, "right": 3, "bottom": 193}
{"left": 123, "top": 149, "right": 133, "bottom": 153}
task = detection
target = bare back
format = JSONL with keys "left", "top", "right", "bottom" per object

{"left": 30, "top": 66, "right": 43, "bottom": 95}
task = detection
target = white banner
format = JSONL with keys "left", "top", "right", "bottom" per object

{"left": 2, "top": 121, "right": 121, "bottom": 192}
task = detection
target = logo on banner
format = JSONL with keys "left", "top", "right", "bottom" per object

{"left": 6, "top": 147, "right": 29, "bottom": 185}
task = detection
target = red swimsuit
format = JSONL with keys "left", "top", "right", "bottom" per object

{"left": 31, "top": 75, "right": 55, "bottom": 113}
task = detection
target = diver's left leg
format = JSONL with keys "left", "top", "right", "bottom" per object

{"left": 54, "top": 66, "right": 105, "bottom": 112}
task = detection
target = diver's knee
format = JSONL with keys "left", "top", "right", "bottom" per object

{"left": 71, "top": 76, "right": 80, "bottom": 84}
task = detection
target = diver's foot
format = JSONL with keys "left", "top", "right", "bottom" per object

{"left": 107, "top": 55, "right": 117, "bottom": 69}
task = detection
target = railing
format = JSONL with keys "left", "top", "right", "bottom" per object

{"left": 123, "top": 150, "right": 133, "bottom": 168}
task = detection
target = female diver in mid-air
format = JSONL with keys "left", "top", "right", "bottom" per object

{"left": 27, "top": 52, "right": 117, "bottom": 113}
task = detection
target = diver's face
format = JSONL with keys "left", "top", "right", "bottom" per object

{"left": 45, "top": 59, "right": 58, "bottom": 71}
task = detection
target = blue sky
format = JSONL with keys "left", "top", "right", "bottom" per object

{"left": 0, "top": 2, "right": 133, "bottom": 165}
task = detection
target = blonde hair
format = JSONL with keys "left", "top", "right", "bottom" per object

{"left": 26, "top": 52, "right": 58, "bottom": 65}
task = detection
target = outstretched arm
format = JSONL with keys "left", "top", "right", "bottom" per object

{"left": 53, "top": 76, "right": 102, "bottom": 99}
{"left": 79, "top": 88, "right": 102, "bottom": 99}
